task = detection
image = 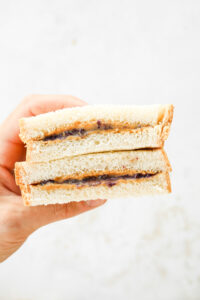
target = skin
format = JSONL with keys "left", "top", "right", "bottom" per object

{"left": 0, "top": 95, "right": 106, "bottom": 263}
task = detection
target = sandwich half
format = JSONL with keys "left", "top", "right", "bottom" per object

{"left": 15, "top": 149, "right": 172, "bottom": 206}
{"left": 19, "top": 104, "right": 174, "bottom": 162}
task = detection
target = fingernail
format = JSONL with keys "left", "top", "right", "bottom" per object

{"left": 86, "top": 199, "right": 107, "bottom": 207}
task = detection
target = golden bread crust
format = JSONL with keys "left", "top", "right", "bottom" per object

{"left": 165, "top": 172, "right": 172, "bottom": 193}
{"left": 15, "top": 163, "right": 27, "bottom": 186}
{"left": 20, "top": 184, "right": 31, "bottom": 206}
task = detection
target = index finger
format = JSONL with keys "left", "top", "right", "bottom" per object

{"left": 0, "top": 95, "right": 86, "bottom": 170}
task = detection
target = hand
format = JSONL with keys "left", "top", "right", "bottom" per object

{"left": 0, "top": 95, "right": 106, "bottom": 263}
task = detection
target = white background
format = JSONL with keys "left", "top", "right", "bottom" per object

{"left": 0, "top": 1, "right": 200, "bottom": 299}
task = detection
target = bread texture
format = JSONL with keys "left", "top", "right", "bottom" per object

{"left": 15, "top": 149, "right": 171, "bottom": 185}
{"left": 26, "top": 125, "right": 168, "bottom": 162}
{"left": 19, "top": 104, "right": 174, "bottom": 143}
{"left": 20, "top": 172, "right": 171, "bottom": 206}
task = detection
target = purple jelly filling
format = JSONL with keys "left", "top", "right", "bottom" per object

{"left": 38, "top": 173, "right": 155, "bottom": 188}
{"left": 43, "top": 129, "right": 86, "bottom": 141}
{"left": 97, "top": 120, "right": 112, "bottom": 130}
{"left": 43, "top": 121, "right": 113, "bottom": 141}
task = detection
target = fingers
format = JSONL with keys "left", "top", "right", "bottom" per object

{"left": 0, "top": 95, "right": 86, "bottom": 171}
{"left": 23, "top": 199, "right": 107, "bottom": 232}
{"left": 5, "top": 95, "right": 85, "bottom": 142}
{"left": 2, "top": 94, "right": 86, "bottom": 144}
{"left": 0, "top": 166, "right": 21, "bottom": 195}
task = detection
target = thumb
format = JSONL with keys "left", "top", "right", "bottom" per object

{"left": 24, "top": 199, "right": 107, "bottom": 231}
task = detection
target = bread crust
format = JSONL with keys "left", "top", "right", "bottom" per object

{"left": 160, "top": 149, "right": 172, "bottom": 172}
{"left": 166, "top": 104, "right": 174, "bottom": 126}
{"left": 15, "top": 163, "right": 26, "bottom": 186}
{"left": 20, "top": 184, "right": 31, "bottom": 206}
{"left": 161, "top": 105, "right": 174, "bottom": 141}
{"left": 165, "top": 171, "right": 172, "bottom": 193}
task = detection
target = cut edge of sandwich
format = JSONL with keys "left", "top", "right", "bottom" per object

{"left": 25, "top": 125, "right": 169, "bottom": 162}
{"left": 19, "top": 104, "right": 174, "bottom": 143}
{"left": 20, "top": 172, "right": 171, "bottom": 206}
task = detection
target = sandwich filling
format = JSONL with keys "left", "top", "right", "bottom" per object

{"left": 35, "top": 173, "right": 157, "bottom": 188}
{"left": 43, "top": 120, "right": 143, "bottom": 141}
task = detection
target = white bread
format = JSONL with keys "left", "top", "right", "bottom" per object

{"left": 15, "top": 149, "right": 171, "bottom": 185}
{"left": 20, "top": 172, "right": 171, "bottom": 206}
{"left": 26, "top": 125, "right": 168, "bottom": 162}
{"left": 19, "top": 104, "right": 174, "bottom": 143}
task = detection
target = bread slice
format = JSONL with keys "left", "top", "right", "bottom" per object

{"left": 26, "top": 125, "right": 169, "bottom": 162}
{"left": 20, "top": 172, "right": 171, "bottom": 206}
{"left": 19, "top": 104, "right": 174, "bottom": 142}
{"left": 15, "top": 149, "right": 171, "bottom": 185}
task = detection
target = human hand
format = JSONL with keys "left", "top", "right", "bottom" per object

{"left": 0, "top": 95, "right": 106, "bottom": 263}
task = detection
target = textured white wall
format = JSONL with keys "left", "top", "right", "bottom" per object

{"left": 0, "top": 1, "right": 200, "bottom": 299}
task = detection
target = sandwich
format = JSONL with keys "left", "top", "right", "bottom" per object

{"left": 16, "top": 104, "right": 173, "bottom": 206}
{"left": 19, "top": 104, "right": 174, "bottom": 162}
{"left": 15, "top": 149, "right": 171, "bottom": 206}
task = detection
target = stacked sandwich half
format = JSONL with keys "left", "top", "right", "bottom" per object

{"left": 15, "top": 105, "right": 174, "bottom": 206}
